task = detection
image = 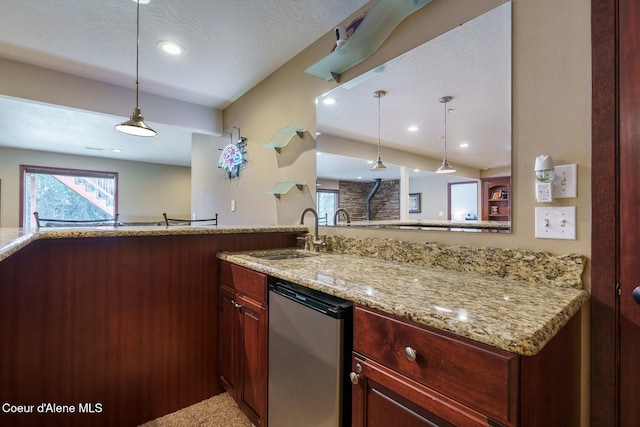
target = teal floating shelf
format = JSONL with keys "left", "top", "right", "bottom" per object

{"left": 304, "top": 0, "right": 434, "bottom": 82}
{"left": 263, "top": 182, "right": 307, "bottom": 199}
{"left": 261, "top": 126, "right": 306, "bottom": 153}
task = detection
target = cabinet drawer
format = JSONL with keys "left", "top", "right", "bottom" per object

{"left": 353, "top": 305, "right": 518, "bottom": 425}
{"left": 219, "top": 261, "right": 267, "bottom": 304}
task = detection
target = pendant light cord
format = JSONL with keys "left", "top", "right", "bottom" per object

{"left": 377, "top": 94, "right": 381, "bottom": 159}
{"left": 135, "top": 0, "right": 140, "bottom": 109}
{"left": 442, "top": 98, "right": 448, "bottom": 161}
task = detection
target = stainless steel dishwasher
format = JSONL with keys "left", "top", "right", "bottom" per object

{"left": 268, "top": 280, "right": 353, "bottom": 427}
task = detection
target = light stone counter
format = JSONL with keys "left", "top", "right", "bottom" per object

{"left": 219, "top": 247, "right": 589, "bottom": 356}
{"left": 347, "top": 219, "right": 511, "bottom": 231}
{"left": 0, "top": 226, "right": 307, "bottom": 263}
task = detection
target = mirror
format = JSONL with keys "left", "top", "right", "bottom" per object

{"left": 316, "top": 2, "right": 511, "bottom": 232}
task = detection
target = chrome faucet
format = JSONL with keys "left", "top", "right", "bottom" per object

{"left": 299, "top": 207, "right": 325, "bottom": 251}
{"left": 333, "top": 208, "right": 351, "bottom": 225}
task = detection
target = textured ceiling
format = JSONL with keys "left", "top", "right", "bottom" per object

{"left": 0, "top": 0, "right": 367, "bottom": 165}
{"left": 0, "top": 0, "right": 367, "bottom": 107}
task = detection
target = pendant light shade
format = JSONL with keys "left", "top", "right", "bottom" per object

{"left": 371, "top": 90, "right": 387, "bottom": 171}
{"left": 435, "top": 96, "right": 455, "bottom": 174}
{"left": 116, "top": 107, "right": 156, "bottom": 137}
{"left": 116, "top": 0, "right": 156, "bottom": 137}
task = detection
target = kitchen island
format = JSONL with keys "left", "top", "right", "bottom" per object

{"left": 0, "top": 226, "right": 305, "bottom": 427}
{"left": 0, "top": 228, "right": 589, "bottom": 426}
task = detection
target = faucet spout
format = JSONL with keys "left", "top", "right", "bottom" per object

{"left": 299, "top": 207, "right": 319, "bottom": 238}
{"left": 333, "top": 208, "right": 351, "bottom": 225}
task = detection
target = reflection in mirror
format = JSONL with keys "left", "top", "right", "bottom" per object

{"left": 316, "top": 2, "right": 511, "bottom": 232}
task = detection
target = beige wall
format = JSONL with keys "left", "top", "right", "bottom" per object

{"left": 221, "top": 0, "right": 591, "bottom": 424}
{"left": 0, "top": 147, "right": 191, "bottom": 226}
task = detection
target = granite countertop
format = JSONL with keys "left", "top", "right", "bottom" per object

{"left": 218, "top": 248, "right": 589, "bottom": 356}
{"left": 347, "top": 219, "right": 511, "bottom": 231}
{"left": 0, "top": 226, "right": 307, "bottom": 263}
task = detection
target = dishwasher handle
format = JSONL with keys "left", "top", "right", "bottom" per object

{"left": 269, "top": 281, "right": 351, "bottom": 319}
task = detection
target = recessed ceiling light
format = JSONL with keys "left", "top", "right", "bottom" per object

{"left": 84, "top": 146, "right": 104, "bottom": 151}
{"left": 459, "top": 143, "right": 469, "bottom": 148}
{"left": 132, "top": 0, "right": 151, "bottom": 4}
{"left": 413, "top": 169, "right": 420, "bottom": 172}
{"left": 322, "top": 97, "right": 336, "bottom": 105}
{"left": 408, "top": 125, "right": 419, "bottom": 132}
{"left": 111, "top": 148, "right": 123, "bottom": 153}
{"left": 158, "top": 41, "right": 183, "bottom": 55}
{"left": 316, "top": 152, "right": 322, "bottom": 156}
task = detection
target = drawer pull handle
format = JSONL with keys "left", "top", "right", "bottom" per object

{"left": 405, "top": 346, "right": 417, "bottom": 362}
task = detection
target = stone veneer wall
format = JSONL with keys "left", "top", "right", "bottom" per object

{"left": 339, "top": 179, "right": 400, "bottom": 221}
{"left": 324, "top": 235, "right": 587, "bottom": 290}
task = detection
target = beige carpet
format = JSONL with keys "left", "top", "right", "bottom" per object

{"left": 139, "top": 393, "right": 253, "bottom": 427}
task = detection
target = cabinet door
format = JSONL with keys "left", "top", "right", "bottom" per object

{"left": 352, "top": 354, "right": 494, "bottom": 427}
{"left": 218, "top": 285, "right": 240, "bottom": 400}
{"left": 238, "top": 295, "right": 268, "bottom": 427}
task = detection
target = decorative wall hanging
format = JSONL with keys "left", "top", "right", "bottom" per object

{"left": 218, "top": 126, "right": 247, "bottom": 179}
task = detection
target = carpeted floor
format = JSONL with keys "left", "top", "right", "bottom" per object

{"left": 138, "top": 393, "right": 253, "bottom": 427}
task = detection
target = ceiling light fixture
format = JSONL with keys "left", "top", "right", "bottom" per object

{"left": 116, "top": 0, "right": 156, "bottom": 137}
{"left": 159, "top": 41, "right": 183, "bottom": 55}
{"left": 371, "top": 90, "right": 388, "bottom": 171}
{"left": 435, "top": 95, "right": 456, "bottom": 174}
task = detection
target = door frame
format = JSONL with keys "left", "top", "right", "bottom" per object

{"left": 591, "top": 0, "right": 619, "bottom": 425}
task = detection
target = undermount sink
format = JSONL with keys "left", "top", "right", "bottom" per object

{"left": 254, "top": 251, "right": 317, "bottom": 260}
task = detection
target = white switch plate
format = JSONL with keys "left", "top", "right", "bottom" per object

{"left": 231, "top": 199, "right": 236, "bottom": 212}
{"left": 554, "top": 164, "right": 577, "bottom": 198}
{"left": 535, "top": 206, "right": 576, "bottom": 239}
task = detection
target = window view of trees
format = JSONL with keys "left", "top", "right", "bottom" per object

{"left": 316, "top": 190, "right": 338, "bottom": 226}
{"left": 21, "top": 166, "right": 117, "bottom": 229}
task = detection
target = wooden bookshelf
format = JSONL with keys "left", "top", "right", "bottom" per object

{"left": 481, "top": 176, "right": 511, "bottom": 221}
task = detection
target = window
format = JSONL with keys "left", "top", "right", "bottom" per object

{"left": 21, "top": 165, "right": 118, "bottom": 229}
{"left": 316, "top": 190, "right": 339, "bottom": 226}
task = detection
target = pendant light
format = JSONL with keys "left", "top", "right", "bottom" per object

{"left": 371, "top": 90, "right": 388, "bottom": 171}
{"left": 435, "top": 95, "right": 455, "bottom": 174}
{"left": 115, "top": 0, "right": 156, "bottom": 137}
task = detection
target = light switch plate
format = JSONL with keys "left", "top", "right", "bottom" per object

{"left": 535, "top": 206, "right": 576, "bottom": 239}
{"left": 554, "top": 164, "right": 577, "bottom": 198}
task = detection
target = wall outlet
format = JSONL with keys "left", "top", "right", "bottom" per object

{"left": 534, "top": 206, "right": 576, "bottom": 239}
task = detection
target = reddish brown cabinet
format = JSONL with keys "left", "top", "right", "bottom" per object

{"left": 0, "top": 231, "right": 299, "bottom": 427}
{"left": 218, "top": 261, "right": 269, "bottom": 427}
{"left": 351, "top": 305, "right": 581, "bottom": 427}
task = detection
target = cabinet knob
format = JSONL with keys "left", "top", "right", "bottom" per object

{"left": 349, "top": 372, "right": 359, "bottom": 384}
{"left": 233, "top": 301, "right": 242, "bottom": 310}
{"left": 405, "top": 346, "right": 417, "bottom": 362}
{"left": 633, "top": 286, "right": 640, "bottom": 304}
{"left": 349, "top": 363, "right": 362, "bottom": 384}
